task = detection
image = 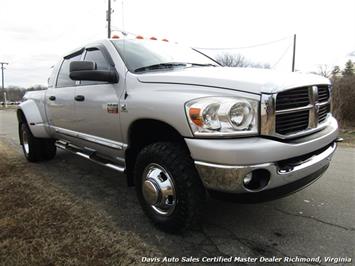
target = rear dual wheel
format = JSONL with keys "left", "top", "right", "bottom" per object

{"left": 19, "top": 123, "right": 56, "bottom": 162}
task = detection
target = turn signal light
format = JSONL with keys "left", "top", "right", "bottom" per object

{"left": 189, "top": 108, "right": 203, "bottom": 127}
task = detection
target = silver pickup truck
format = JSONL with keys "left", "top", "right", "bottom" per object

{"left": 18, "top": 39, "right": 339, "bottom": 232}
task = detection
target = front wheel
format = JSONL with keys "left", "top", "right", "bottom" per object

{"left": 19, "top": 123, "right": 56, "bottom": 162}
{"left": 134, "top": 142, "right": 206, "bottom": 232}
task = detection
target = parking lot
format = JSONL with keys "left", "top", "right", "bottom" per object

{"left": 0, "top": 108, "right": 354, "bottom": 265}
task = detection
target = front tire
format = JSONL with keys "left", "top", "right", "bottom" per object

{"left": 134, "top": 142, "right": 206, "bottom": 232}
{"left": 19, "top": 123, "right": 56, "bottom": 162}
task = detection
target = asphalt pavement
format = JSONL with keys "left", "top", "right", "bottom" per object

{"left": 0, "top": 109, "right": 354, "bottom": 265}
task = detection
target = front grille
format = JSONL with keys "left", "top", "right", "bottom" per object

{"left": 273, "top": 85, "right": 331, "bottom": 136}
{"left": 261, "top": 85, "right": 332, "bottom": 139}
{"left": 317, "top": 85, "right": 330, "bottom": 124}
{"left": 319, "top": 104, "right": 330, "bottom": 123}
{"left": 275, "top": 87, "right": 310, "bottom": 135}
{"left": 318, "top": 85, "right": 330, "bottom": 102}
{"left": 276, "top": 110, "right": 309, "bottom": 135}
{"left": 276, "top": 87, "right": 310, "bottom": 110}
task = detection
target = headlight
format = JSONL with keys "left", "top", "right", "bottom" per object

{"left": 185, "top": 97, "right": 259, "bottom": 137}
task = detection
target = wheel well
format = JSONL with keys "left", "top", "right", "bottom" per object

{"left": 17, "top": 109, "right": 27, "bottom": 144}
{"left": 125, "top": 119, "right": 189, "bottom": 186}
{"left": 17, "top": 109, "right": 27, "bottom": 124}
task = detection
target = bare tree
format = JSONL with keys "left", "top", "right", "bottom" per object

{"left": 331, "top": 60, "right": 355, "bottom": 127}
{"left": 0, "top": 84, "right": 47, "bottom": 102}
{"left": 26, "top": 84, "right": 47, "bottom": 91}
{"left": 215, "top": 53, "right": 270, "bottom": 69}
{"left": 315, "top": 64, "right": 332, "bottom": 78}
{"left": 216, "top": 53, "right": 248, "bottom": 67}
{"left": 331, "top": 65, "right": 341, "bottom": 78}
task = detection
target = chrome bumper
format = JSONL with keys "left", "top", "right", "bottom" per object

{"left": 195, "top": 142, "right": 337, "bottom": 194}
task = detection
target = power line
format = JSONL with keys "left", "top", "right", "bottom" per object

{"left": 111, "top": 28, "right": 133, "bottom": 37}
{"left": 271, "top": 43, "right": 292, "bottom": 69}
{"left": 194, "top": 35, "right": 292, "bottom": 50}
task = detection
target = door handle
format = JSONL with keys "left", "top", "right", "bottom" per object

{"left": 48, "top": 96, "right": 56, "bottom": 101}
{"left": 74, "top": 95, "right": 85, "bottom": 102}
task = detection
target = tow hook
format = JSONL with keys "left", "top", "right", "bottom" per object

{"left": 335, "top": 137, "right": 344, "bottom": 143}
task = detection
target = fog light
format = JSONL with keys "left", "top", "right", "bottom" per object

{"left": 243, "top": 173, "right": 253, "bottom": 185}
{"left": 243, "top": 169, "right": 270, "bottom": 191}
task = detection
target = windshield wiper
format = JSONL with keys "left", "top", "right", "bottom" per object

{"left": 187, "top": 63, "right": 218, "bottom": 67}
{"left": 134, "top": 62, "right": 188, "bottom": 73}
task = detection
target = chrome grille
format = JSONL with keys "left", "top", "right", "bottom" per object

{"left": 276, "top": 110, "right": 309, "bottom": 135}
{"left": 275, "top": 87, "right": 310, "bottom": 135}
{"left": 318, "top": 103, "right": 330, "bottom": 123}
{"left": 276, "top": 87, "right": 309, "bottom": 110}
{"left": 317, "top": 85, "right": 331, "bottom": 124}
{"left": 318, "top": 85, "right": 330, "bottom": 102}
{"left": 261, "top": 85, "right": 331, "bottom": 139}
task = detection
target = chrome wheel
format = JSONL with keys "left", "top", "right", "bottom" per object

{"left": 22, "top": 129, "right": 29, "bottom": 155}
{"left": 142, "top": 163, "right": 176, "bottom": 216}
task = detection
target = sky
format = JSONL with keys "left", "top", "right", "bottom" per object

{"left": 0, "top": 0, "right": 354, "bottom": 88}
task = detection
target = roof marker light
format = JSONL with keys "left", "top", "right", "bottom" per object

{"left": 136, "top": 35, "right": 144, "bottom": 39}
{"left": 162, "top": 38, "right": 169, "bottom": 42}
{"left": 150, "top": 37, "right": 157, "bottom": 40}
{"left": 112, "top": 35, "right": 120, "bottom": 39}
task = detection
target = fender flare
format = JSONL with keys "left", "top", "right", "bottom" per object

{"left": 17, "top": 100, "right": 52, "bottom": 138}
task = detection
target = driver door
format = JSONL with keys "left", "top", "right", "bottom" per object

{"left": 71, "top": 46, "right": 124, "bottom": 159}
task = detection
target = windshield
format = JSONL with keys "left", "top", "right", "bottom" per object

{"left": 111, "top": 39, "right": 219, "bottom": 73}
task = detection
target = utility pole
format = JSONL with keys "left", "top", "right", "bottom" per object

{"left": 1, "top": 62, "right": 8, "bottom": 90}
{"left": 4, "top": 92, "right": 7, "bottom": 108}
{"left": 292, "top": 34, "right": 296, "bottom": 72}
{"left": 1, "top": 62, "right": 9, "bottom": 107}
{"left": 107, "top": 0, "right": 111, "bottom": 38}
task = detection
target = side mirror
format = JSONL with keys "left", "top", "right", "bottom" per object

{"left": 69, "top": 61, "right": 118, "bottom": 83}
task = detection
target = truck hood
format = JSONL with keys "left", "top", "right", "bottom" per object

{"left": 137, "top": 67, "right": 330, "bottom": 94}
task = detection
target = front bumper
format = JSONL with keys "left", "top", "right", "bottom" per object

{"left": 195, "top": 142, "right": 336, "bottom": 199}
{"left": 186, "top": 117, "right": 338, "bottom": 201}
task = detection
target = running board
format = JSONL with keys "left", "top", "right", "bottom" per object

{"left": 55, "top": 140, "right": 125, "bottom": 172}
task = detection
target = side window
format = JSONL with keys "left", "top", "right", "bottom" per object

{"left": 47, "top": 60, "right": 61, "bottom": 88}
{"left": 56, "top": 53, "right": 82, "bottom": 88}
{"left": 81, "top": 49, "right": 110, "bottom": 85}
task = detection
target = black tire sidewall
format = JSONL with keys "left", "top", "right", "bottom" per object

{"left": 20, "top": 123, "right": 41, "bottom": 162}
{"left": 41, "top": 139, "right": 56, "bottom": 160}
{"left": 134, "top": 142, "right": 205, "bottom": 232}
{"left": 19, "top": 123, "right": 56, "bottom": 162}
{"left": 20, "top": 123, "right": 29, "bottom": 159}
